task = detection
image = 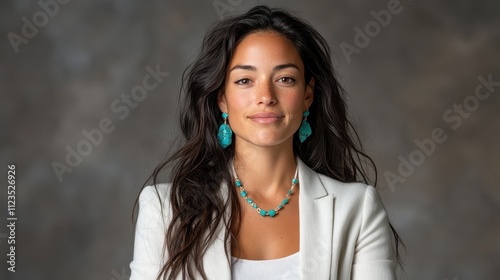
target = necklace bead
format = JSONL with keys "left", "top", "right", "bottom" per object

{"left": 231, "top": 162, "right": 299, "bottom": 218}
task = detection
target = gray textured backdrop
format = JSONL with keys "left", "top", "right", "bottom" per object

{"left": 1, "top": 0, "right": 499, "bottom": 279}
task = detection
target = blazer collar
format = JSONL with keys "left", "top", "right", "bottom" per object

{"left": 297, "top": 157, "right": 328, "bottom": 199}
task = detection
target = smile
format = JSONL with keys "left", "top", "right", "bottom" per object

{"left": 248, "top": 113, "right": 284, "bottom": 124}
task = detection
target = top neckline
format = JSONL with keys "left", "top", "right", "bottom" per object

{"left": 231, "top": 251, "right": 300, "bottom": 263}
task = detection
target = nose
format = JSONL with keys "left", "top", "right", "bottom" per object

{"left": 256, "top": 80, "right": 277, "bottom": 105}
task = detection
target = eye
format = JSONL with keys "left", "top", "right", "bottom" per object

{"left": 235, "top": 78, "right": 251, "bottom": 85}
{"left": 277, "top": 77, "right": 296, "bottom": 84}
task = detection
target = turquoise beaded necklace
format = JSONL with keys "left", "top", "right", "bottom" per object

{"left": 231, "top": 163, "right": 299, "bottom": 217}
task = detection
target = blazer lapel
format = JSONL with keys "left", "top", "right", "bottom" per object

{"left": 298, "top": 158, "right": 335, "bottom": 279}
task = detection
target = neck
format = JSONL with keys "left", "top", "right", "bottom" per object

{"left": 232, "top": 138, "right": 298, "bottom": 199}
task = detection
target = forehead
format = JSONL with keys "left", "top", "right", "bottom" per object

{"left": 228, "top": 31, "right": 304, "bottom": 71}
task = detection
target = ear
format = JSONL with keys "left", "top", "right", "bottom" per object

{"left": 304, "top": 77, "right": 315, "bottom": 108}
{"left": 217, "top": 89, "right": 228, "bottom": 113}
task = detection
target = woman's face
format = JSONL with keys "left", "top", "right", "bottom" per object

{"left": 218, "top": 31, "right": 314, "bottom": 149}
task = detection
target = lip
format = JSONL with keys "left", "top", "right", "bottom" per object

{"left": 248, "top": 112, "right": 284, "bottom": 124}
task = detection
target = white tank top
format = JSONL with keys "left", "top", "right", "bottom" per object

{"left": 231, "top": 251, "right": 300, "bottom": 280}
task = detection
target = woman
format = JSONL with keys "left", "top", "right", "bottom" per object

{"left": 130, "top": 5, "right": 403, "bottom": 280}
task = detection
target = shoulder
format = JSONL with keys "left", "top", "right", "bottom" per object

{"left": 139, "top": 183, "right": 171, "bottom": 202}
{"left": 317, "top": 173, "right": 369, "bottom": 194}
{"left": 312, "top": 172, "right": 387, "bottom": 222}
{"left": 315, "top": 173, "right": 391, "bottom": 231}
{"left": 137, "top": 183, "right": 173, "bottom": 223}
{"left": 130, "top": 183, "right": 173, "bottom": 279}
{"left": 298, "top": 158, "right": 384, "bottom": 211}
{"left": 317, "top": 173, "right": 379, "bottom": 203}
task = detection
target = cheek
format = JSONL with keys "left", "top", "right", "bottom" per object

{"left": 225, "top": 93, "right": 251, "bottom": 114}
{"left": 283, "top": 92, "right": 307, "bottom": 111}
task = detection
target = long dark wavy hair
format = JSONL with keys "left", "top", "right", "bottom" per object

{"left": 133, "top": 5, "right": 404, "bottom": 280}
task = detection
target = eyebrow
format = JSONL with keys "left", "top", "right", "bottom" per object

{"left": 229, "top": 63, "right": 300, "bottom": 73}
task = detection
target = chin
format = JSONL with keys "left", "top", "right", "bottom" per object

{"left": 247, "top": 135, "right": 292, "bottom": 147}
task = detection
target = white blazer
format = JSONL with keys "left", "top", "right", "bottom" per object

{"left": 130, "top": 158, "right": 397, "bottom": 279}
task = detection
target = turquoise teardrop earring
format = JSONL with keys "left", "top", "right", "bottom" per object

{"left": 217, "top": 112, "right": 232, "bottom": 148}
{"left": 298, "top": 110, "right": 312, "bottom": 142}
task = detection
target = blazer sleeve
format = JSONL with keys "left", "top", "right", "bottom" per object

{"left": 130, "top": 186, "right": 169, "bottom": 280}
{"left": 351, "top": 185, "right": 398, "bottom": 280}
